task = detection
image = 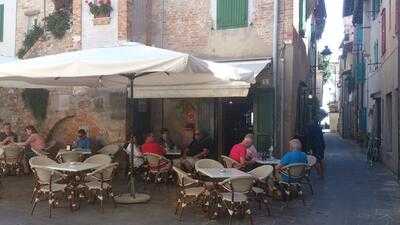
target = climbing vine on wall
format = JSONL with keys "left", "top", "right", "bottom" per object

{"left": 17, "top": 25, "right": 44, "bottom": 59}
{"left": 22, "top": 89, "right": 50, "bottom": 122}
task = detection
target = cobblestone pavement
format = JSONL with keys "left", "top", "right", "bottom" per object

{"left": 0, "top": 133, "right": 399, "bottom": 225}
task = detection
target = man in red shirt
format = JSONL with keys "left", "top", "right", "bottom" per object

{"left": 141, "top": 133, "right": 166, "bottom": 156}
{"left": 229, "top": 134, "right": 253, "bottom": 169}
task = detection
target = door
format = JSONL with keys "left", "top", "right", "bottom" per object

{"left": 126, "top": 98, "right": 151, "bottom": 143}
{"left": 253, "top": 90, "right": 274, "bottom": 152}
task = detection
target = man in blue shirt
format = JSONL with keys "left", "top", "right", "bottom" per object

{"left": 276, "top": 139, "right": 308, "bottom": 182}
{"left": 74, "top": 129, "right": 91, "bottom": 153}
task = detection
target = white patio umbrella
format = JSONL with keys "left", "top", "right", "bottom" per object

{"left": 0, "top": 42, "right": 255, "bottom": 204}
{"left": 0, "top": 42, "right": 254, "bottom": 98}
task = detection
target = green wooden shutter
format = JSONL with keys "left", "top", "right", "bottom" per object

{"left": 217, "top": 0, "right": 248, "bottom": 29}
{"left": 299, "top": 0, "right": 307, "bottom": 32}
{"left": 0, "top": 5, "right": 4, "bottom": 42}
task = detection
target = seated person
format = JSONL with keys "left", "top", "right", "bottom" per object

{"left": 229, "top": 134, "right": 254, "bottom": 169}
{"left": 141, "top": 133, "right": 166, "bottom": 156}
{"left": 180, "top": 129, "right": 213, "bottom": 171}
{"left": 123, "top": 135, "right": 144, "bottom": 168}
{"left": 159, "top": 128, "right": 176, "bottom": 151}
{"left": 245, "top": 134, "right": 260, "bottom": 163}
{"left": 0, "top": 123, "right": 18, "bottom": 145}
{"left": 73, "top": 129, "right": 91, "bottom": 153}
{"left": 17, "top": 125, "right": 46, "bottom": 174}
{"left": 275, "top": 139, "right": 308, "bottom": 182}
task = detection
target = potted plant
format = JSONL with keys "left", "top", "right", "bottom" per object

{"left": 85, "top": 0, "right": 113, "bottom": 25}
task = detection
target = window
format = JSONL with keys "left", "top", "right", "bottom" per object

{"left": 381, "top": 8, "right": 386, "bottom": 55}
{"left": 0, "top": 4, "right": 4, "bottom": 42}
{"left": 27, "top": 15, "right": 38, "bottom": 32}
{"left": 372, "top": 0, "right": 381, "bottom": 19}
{"left": 299, "top": 0, "right": 307, "bottom": 35}
{"left": 396, "top": 0, "right": 400, "bottom": 34}
{"left": 373, "top": 40, "right": 379, "bottom": 69}
{"left": 217, "top": 0, "right": 248, "bottom": 29}
{"left": 385, "top": 93, "right": 392, "bottom": 152}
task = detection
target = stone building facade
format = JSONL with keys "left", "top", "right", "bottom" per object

{"left": 2, "top": 0, "right": 322, "bottom": 155}
{"left": 2, "top": 0, "right": 132, "bottom": 148}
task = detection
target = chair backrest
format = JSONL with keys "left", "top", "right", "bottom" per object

{"left": 88, "top": 162, "right": 118, "bottom": 182}
{"left": 57, "top": 151, "right": 83, "bottom": 163}
{"left": 307, "top": 155, "right": 317, "bottom": 167}
{"left": 221, "top": 155, "right": 238, "bottom": 168}
{"left": 2, "top": 145, "right": 23, "bottom": 161}
{"left": 219, "top": 175, "right": 254, "bottom": 193}
{"left": 29, "top": 156, "right": 58, "bottom": 168}
{"left": 281, "top": 163, "right": 308, "bottom": 179}
{"left": 248, "top": 165, "right": 274, "bottom": 183}
{"left": 84, "top": 154, "right": 112, "bottom": 165}
{"left": 172, "top": 166, "right": 197, "bottom": 187}
{"left": 97, "top": 144, "right": 121, "bottom": 156}
{"left": 32, "top": 167, "right": 55, "bottom": 185}
{"left": 143, "top": 153, "right": 162, "bottom": 166}
{"left": 195, "top": 159, "right": 224, "bottom": 172}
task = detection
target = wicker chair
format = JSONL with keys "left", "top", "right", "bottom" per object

{"left": 0, "top": 145, "right": 24, "bottom": 175}
{"left": 143, "top": 153, "right": 172, "bottom": 184}
{"left": 29, "top": 156, "right": 58, "bottom": 167}
{"left": 31, "top": 148, "right": 50, "bottom": 157}
{"left": 248, "top": 165, "right": 274, "bottom": 215}
{"left": 56, "top": 151, "right": 83, "bottom": 163}
{"left": 31, "top": 167, "right": 67, "bottom": 218}
{"left": 218, "top": 175, "right": 255, "bottom": 225}
{"left": 84, "top": 163, "right": 118, "bottom": 213}
{"left": 29, "top": 156, "right": 65, "bottom": 203}
{"left": 172, "top": 166, "right": 207, "bottom": 221}
{"left": 221, "top": 155, "right": 239, "bottom": 168}
{"left": 195, "top": 159, "right": 224, "bottom": 171}
{"left": 97, "top": 144, "right": 121, "bottom": 158}
{"left": 83, "top": 154, "right": 112, "bottom": 166}
{"left": 280, "top": 163, "right": 313, "bottom": 202}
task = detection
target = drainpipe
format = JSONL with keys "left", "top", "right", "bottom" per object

{"left": 161, "top": 0, "right": 165, "bottom": 48}
{"left": 272, "top": 0, "right": 279, "bottom": 151}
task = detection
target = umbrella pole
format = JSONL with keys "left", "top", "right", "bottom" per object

{"left": 114, "top": 74, "right": 150, "bottom": 204}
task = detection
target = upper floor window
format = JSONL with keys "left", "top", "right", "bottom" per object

{"left": 217, "top": 0, "right": 248, "bottom": 30}
{"left": 372, "top": 0, "right": 381, "bottom": 20}
{"left": 381, "top": 8, "right": 386, "bottom": 55}
{"left": 373, "top": 40, "right": 379, "bottom": 70}
{"left": 299, "top": 0, "right": 307, "bottom": 36}
{"left": 27, "top": 15, "right": 38, "bottom": 32}
{"left": 0, "top": 4, "right": 4, "bottom": 42}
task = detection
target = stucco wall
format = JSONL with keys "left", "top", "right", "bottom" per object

{"left": 82, "top": 0, "right": 119, "bottom": 49}
{"left": 0, "top": 0, "right": 17, "bottom": 57}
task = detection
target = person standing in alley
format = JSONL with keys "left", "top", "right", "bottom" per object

{"left": 306, "top": 120, "right": 326, "bottom": 178}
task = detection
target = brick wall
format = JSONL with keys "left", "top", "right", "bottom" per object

{"left": 135, "top": 0, "right": 274, "bottom": 60}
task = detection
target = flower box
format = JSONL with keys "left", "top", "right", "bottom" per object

{"left": 93, "top": 16, "right": 111, "bottom": 25}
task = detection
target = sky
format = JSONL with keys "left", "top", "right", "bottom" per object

{"left": 319, "top": 0, "right": 344, "bottom": 124}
